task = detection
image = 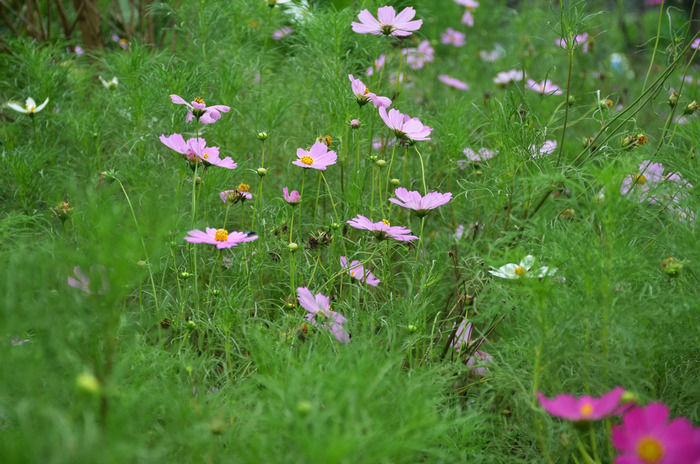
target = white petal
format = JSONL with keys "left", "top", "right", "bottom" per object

{"left": 7, "top": 102, "right": 28, "bottom": 113}
{"left": 520, "top": 255, "right": 535, "bottom": 270}
{"left": 25, "top": 97, "right": 37, "bottom": 109}
{"left": 35, "top": 98, "right": 49, "bottom": 112}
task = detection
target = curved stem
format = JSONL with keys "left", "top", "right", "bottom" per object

{"left": 642, "top": 0, "right": 665, "bottom": 91}
{"left": 414, "top": 145, "right": 428, "bottom": 195}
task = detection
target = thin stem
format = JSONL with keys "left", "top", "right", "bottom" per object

{"left": 642, "top": 0, "right": 665, "bottom": 91}
{"left": 556, "top": 46, "right": 574, "bottom": 167}
{"left": 414, "top": 145, "right": 428, "bottom": 195}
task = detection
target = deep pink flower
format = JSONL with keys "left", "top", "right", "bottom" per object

{"left": 403, "top": 40, "right": 434, "bottom": 70}
{"left": 347, "top": 215, "right": 418, "bottom": 241}
{"left": 438, "top": 75, "right": 469, "bottom": 90}
{"left": 159, "top": 134, "right": 237, "bottom": 169}
{"left": 441, "top": 27, "right": 465, "bottom": 47}
{"left": 340, "top": 256, "right": 380, "bottom": 286}
{"left": 366, "top": 54, "right": 386, "bottom": 76}
{"left": 526, "top": 79, "right": 563, "bottom": 95}
{"left": 296, "top": 287, "right": 350, "bottom": 343}
{"left": 612, "top": 403, "right": 700, "bottom": 464}
{"left": 378, "top": 107, "right": 432, "bottom": 142}
{"left": 389, "top": 188, "right": 452, "bottom": 216}
{"left": 292, "top": 141, "right": 338, "bottom": 170}
{"left": 68, "top": 265, "right": 109, "bottom": 295}
{"left": 169, "top": 94, "right": 231, "bottom": 125}
{"left": 185, "top": 228, "right": 257, "bottom": 249}
{"left": 283, "top": 186, "right": 301, "bottom": 204}
{"left": 351, "top": 6, "right": 422, "bottom": 37}
{"left": 272, "top": 26, "right": 292, "bottom": 40}
{"left": 494, "top": 69, "right": 524, "bottom": 86}
{"left": 348, "top": 74, "right": 391, "bottom": 108}
{"left": 537, "top": 387, "right": 625, "bottom": 421}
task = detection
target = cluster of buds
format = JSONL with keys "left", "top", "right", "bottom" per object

{"left": 622, "top": 133, "right": 648, "bottom": 149}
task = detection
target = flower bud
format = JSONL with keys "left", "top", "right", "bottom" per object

{"left": 350, "top": 119, "right": 361, "bottom": 129}
{"left": 620, "top": 391, "right": 638, "bottom": 405}
{"left": 390, "top": 178, "right": 400, "bottom": 186}
{"left": 407, "top": 324, "right": 418, "bottom": 332}
{"left": 375, "top": 159, "right": 387, "bottom": 167}
{"left": 211, "top": 289, "right": 221, "bottom": 296}
{"left": 296, "top": 400, "right": 312, "bottom": 415}
{"left": 568, "top": 95, "right": 576, "bottom": 106}
{"left": 660, "top": 256, "right": 682, "bottom": 277}
{"left": 137, "top": 260, "right": 147, "bottom": 267}
{"left": 368, "top": 155, "right": 378, "bottom": 161}
{"left": 195, "top": 176, "right": 202, "bottom": 184}
{"left": 668, "top": 91, "right": 679, "bottom": 108}
{"left": 599, "top": 98, "right": 613, "bottom": 110}
{"left": 186, "top": 320, "right": 197, "bottom": 330}
{"left": 76, "top": 372, "right": 100, "bottom": 395}
{"left": 257, "top": 131, "right": 268, "bottom": 140}
{"left": 684, "top": 100, "right": 699, "bottom": 115}
{"left": 257, "top": 167, "right": 267, "bottom": 177}
{"left": 180, "top": 271, "right": 192, "bottom": 279}
{"left": 583, "top": 136, "right": 594, "bottom": 147}
{"left": 288, "top": 242, "right": 299, "bottom": 252}
{"left": 330, "top": 222, "right": 340, "bottom": 229}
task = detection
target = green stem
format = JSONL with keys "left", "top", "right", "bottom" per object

{"left": 414, "top": 145, "right": 428, "bottom": 195}
{"left": 642, "top": 0, "right": 665, "bottom": 91}
{"left": 556, "top": 46, "right": 574, "bottom": 167}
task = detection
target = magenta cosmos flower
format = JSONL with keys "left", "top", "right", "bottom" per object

{"left": 159, "top": 134, "right": 237, "bottom": 169}
{"left": 283, "top": 186, "right": 301, "bottom": 204}
{"left": 612, "top": 403, "right": 700, "bottom": 464}
{"left": 340, "top": 256, "right": 380, "bottom": 286}
{"left": 537, "top": 387, "right": 625, "bottom": 421}
{"left": 378, "top": 107, "right": 432, "bottom": 142}
{"left": 348, "top": 74, "right": 391, "bottom": 108}
{"left": 526, "top": 79, "right": 563, "bottom": 95}
{"left": 185, "top": 228, "right": 257, "bottom": 249}
{"left": 441, "top": 27, "right": 465, "bottom": 47}
{"left": 389, "top": 188, "right": 452, "bottom": 217}
{"left": 351, "top": 6, "right": 422, "bottom": 37}
{"left": 296, "top": 287, "right": 350, "bottom": 343}
{"left": 438, "top": 75, "right": 469, "bottom": 90}
{"left": 292, "top": 141, "right": 338, "bottom": 170}
{"left": 169, "top": 94, "right": 230, "bottom": 125}
{"left": 347, "top": 215, "right": 418, "bottom": 241}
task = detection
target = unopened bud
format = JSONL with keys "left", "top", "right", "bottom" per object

{"left": 350, "top": 119, "right": 361, "bottom": 129}
{"left": 407, "top": 324, "right": 418, "bottom": 332}
{"left": 288, "top": 242, "right": 298, "bottom": 252}
{"left": 330, "top": 222, "right": 340, "bottom": 230}
{"left": 599, "top": 98, "right": 613, "bottom": 110}
{"left": 668, "top": 91, "right": 679, "bottom": 107}
{"left": 390, "top": 178, "right": 400, "bottom": 186}
{"left": 368, "top": 155, "right": 378, "bottom": 161}
{"left": 186, "top": 320, "right": 197, "bottom": 330}
{"left": 375, "top": 159, "right": 387, "bottom": 167}
{"left": 684, "top": 100, "right": 699, "bottom": 115}
{"left": 137, "top": 260, "right": 147, "bottom": 267}
{"left": 76, "top": 372, "right": 100, "bottom": 394}
{"left": 180, "top": 271, "right": 191, "bottom": 279}
{"left": 257, "top": 167, "right": 267, "bottom": 177}
{"left": 297, "top": 400, "right": 312, "bottom": 414}
{"left": 211, "top": 289, "right": 221, "bottom": 296}
{"left": 257, "top": 131, "right": 268, "bottom": 140}
{"left": 661, "top": 256, "right": 682, "bottom": 276}
{"left": 568, "top": 95, "right": 576, "bottom": 106}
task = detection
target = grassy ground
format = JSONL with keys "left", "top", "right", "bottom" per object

{"left": 1, "top": 0, "right": 698, "bottom": 462}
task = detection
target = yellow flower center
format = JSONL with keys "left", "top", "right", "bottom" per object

{"left": 202, "top": 153, "right": 210, "bottom": 159}
{"left": 350, "top": 269, "right": 357, "bottom": 276}
{"left": 214, "top": 229, "right": 229, "bottom": 242}
{"left": 634, "top": 174, "right": 646, "bottom": 185}
{"left": 27, "top": 105, "right": 35, "bottom": 112}
{"left": 194, "top": 97, "right": 205, "bottom": 105}
{"left": 301, "top": 156, "right": 314, "bottom": 165}
{"left": 363, "top": 88, "right": 370, "bottom": 95}
{"left": 514, "top": 266, "right": 527, "bottom": 277}
{"left": 119, "top": 38, "right": 128, "bottom": 45}
{"left": 636, "top": 437, "right": 664, "bottom": 463}
{"left": 579, "top": 403, "right": 593, "bottom": 418}
{"left": 382, "top": 219, "right": 390, "bottom": 226}
{"left": 237, "top": 183, "right": 250, "bottom": 192}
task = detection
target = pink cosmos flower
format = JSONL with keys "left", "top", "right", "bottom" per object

{"left": 68, "top": 265, "right": 109, "bottom": 295}
{"left": 272, "top": 26, "right": 292, "bottom": 40}
{"left": 438, "top": 75, "right": 469, "bottom": 90}
{"left": 526, "top": 79, "right": 563, "bottom": 95}
{"left": 403, "top": 40, "right": 434, "bottom": 70}
{"left": 612, "top": 403, "right": 700, "bottom": 463}
{"left": 462, "top": 147, "right": 497, "bottom": 164}
{"left": 537, "top": 387, "right": 626, "bottom": 421}
{"left": 366, "top": 55, "right": 386, "bottom": 77}
{"left": 466, "top": 350, "right": 493, "bottom": 377}
{"left": 450, "top": 318, "right": 493, "bottom": 376}
{"left": 494, "top": 69, "right": 524, "bottom": 86}
{"left": 72, "top": 45, "right": 85, "bottom": 56}
{"left": 451, "top": 319, "right": 474, "bottom": 352}
{"left": 348, "top": 74, "right": 392, "bottom": 108}
{"left": 340, "top": 256, "right": 380, "bottom": 286}
{"left": 220, "top": 188, "right": 252, "bottom": 204}
{"left": 283, "top": 186, "right": 301, "bottom": 204}
{"left": 530, "top": 140, "right": 557, "bottom": 158}
{"left": 185, "top": 228, "right": 257, "bottom": 249}
{"left": 292, "top": 141, "right": 338, "bottom": 170}
{"left": 441, "top": 27, "right": 466, "bottom": 47}
{"left": 692, "top": 38, "right": 700, "bottom": 50}
{"left": 372, "top": 136, "right": 395, "bottom": 151}
{"left": 389, "top": 188, "right": 452, "bottom": 217}
{"left": 455, "top": 0, "right": 479, "bottom": 7}
{"left": 378, "top": 107, "right": 432, "bottom": 142}
{"left": 351, "top": 6, "right": 423, "bottom": 37}
{"left": 296, "top": 287, "right": 350, "bottom": 343}
{"left": 479, "top": 48, "right": 501, "bottom": 62}
{"left": 159, "top": 134, "right": 237, "bottom": 169}
{"left": 556, "top": 33, "right": 589, "bottom": 51}
{"left": 169, "top": 94, "right": 231, "bottom": 125}
{"left": 347, "top": 215, "right": 418, "bottom": 241}
{"left": 111, "top": 34, "right": 129, "bottom": 49}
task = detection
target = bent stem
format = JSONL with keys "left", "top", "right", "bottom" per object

{"left": 414, "top": 145, "right": 428, "bottom": 195}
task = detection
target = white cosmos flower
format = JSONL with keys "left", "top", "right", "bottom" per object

{"left": 7, "top": 97, "right": 49, "bottom": 114}
{"left": 98, "top": 76, "right": 119, "bottom": 89}
{"left": 488, "top": 255, "right": 557, "bottom": 279}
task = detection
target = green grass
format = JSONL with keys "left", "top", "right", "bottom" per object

{"left": 1, "top": 0, "right": 699, "bottom": 462}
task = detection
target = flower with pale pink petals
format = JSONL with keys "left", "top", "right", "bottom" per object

{"left": 556, "top": 33, "right": 589, "bottom": 51}
{"left": 68, "top": 265, "right": 109, "bottom": 295}
{"left": 169, "top": 94, "right": 231, "bottom": 125}
{"left": 479, "top": 48, "right": 502, "bottom": 62}
{"left": 220, "top": 184, "right": 252, "bottom": 204}
{"left": 612, "top": 403, "right": 700, "bottom": 463}
{"left": 159, "top": 134, "right": 237, "bottom": 169}
{"left": 441, "top": 27, "right": 465, "bottom": 47}
{"left": 494, "top": 69, "right": 524, "bottom": 86}
{"left": 366, "top": 54, "right": 386, "bottom": 76}
{"left": 272, "top": 26, "right": 292, "bottom": 40}
{"left": 340, "top": 256, "right": 380, "bottom": 286}
{"left": 403, "top": 40, "right": 434, "bottom": 70}
{"left": 530, "top": 140, "right": 557, "bottom": 158}
{"left": 293, "top": 141, "right": 337, "bottom": 170}
{"left": 347, "top": 215, "right": 418, "bottom": 241}
{"left": 462, "top": 147, "right": 497, "bottom": 164}
{"left": 283, "top": 186, "right": 301, "bottom": 204}
{"left": 438, "top": 75, "right": 469, "bottom": 90}
{"left": 351, "top": 6, "right": 422, "bottom": 37}
{"left": 389, "top": 188, "right": 452, "bottom": 217}
{"left": 692, "top": 38, "right": 700, "bottom": 50}
{"left": 526, "top": 79, "right": 563, "bottom": 95}
{"left": 348, "top": 74, "right": 391, "bottom": 108}
{"left": 537, "top": 387, "right": 626, "bottom": 422}
{"left": 185, "top": 228, "right": 257, "bottom": 249}
{"left": 378, "top": 107, "right": 432, "bottom": 142}
{"left": 296, "top": 287, "right": 350, "bottom": 343}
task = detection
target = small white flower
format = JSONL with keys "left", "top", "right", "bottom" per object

{"left": 7, "top": 97, "right": 49, "bottom": 114}
{"left": 98, "top": 76, "right": 119, "bottom": 89}
{"left": 488, "top": 255, "right": 557, "bottom": 279}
